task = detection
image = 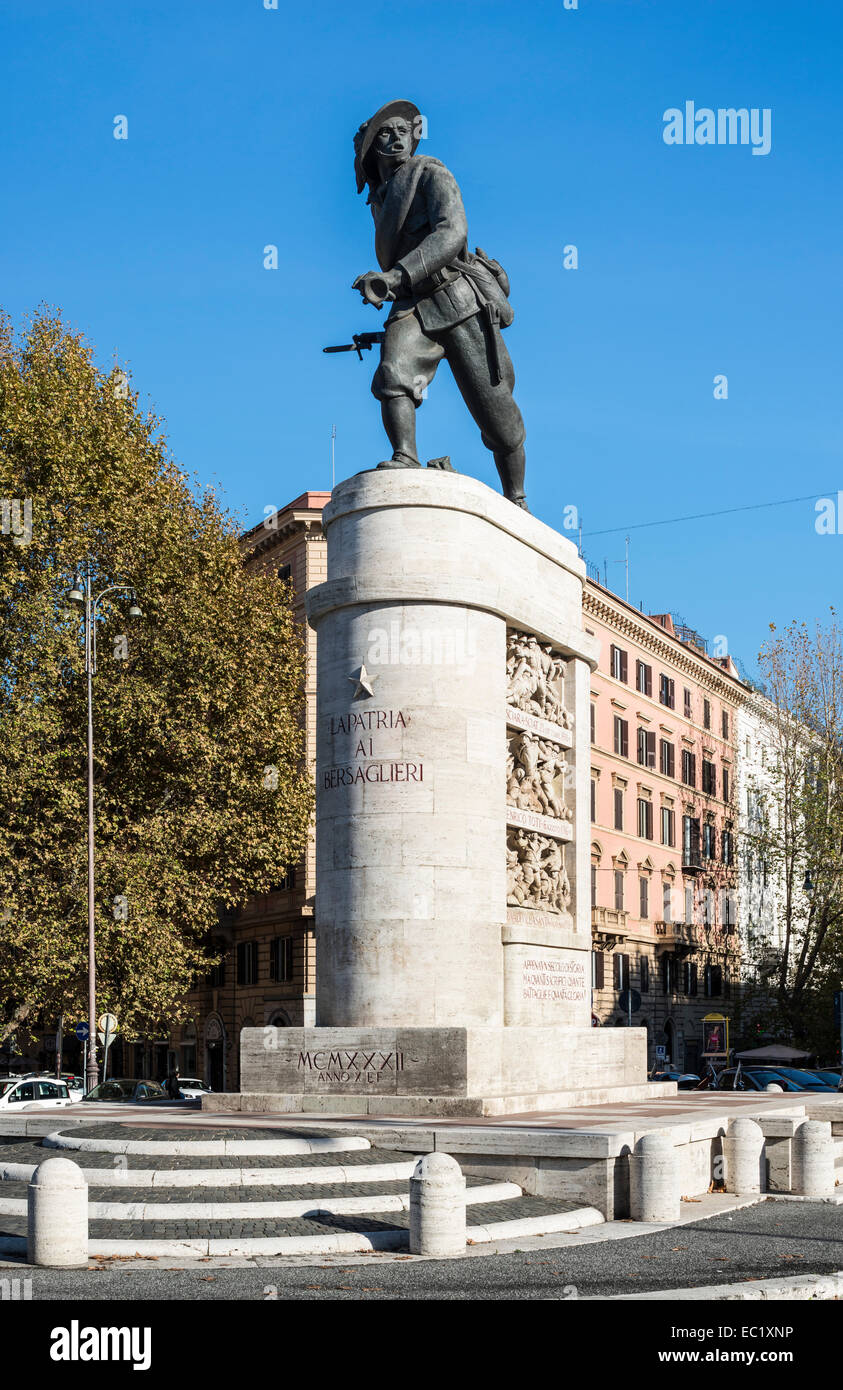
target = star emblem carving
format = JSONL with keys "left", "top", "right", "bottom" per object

{"left": 348, "top": 664, "right": 377, "bottom": 700}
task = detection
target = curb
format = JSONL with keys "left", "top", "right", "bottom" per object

{"left": 0, "top": 1203, "right": 602, "bottom": 1259}
{"left": 43, "top": 1132, "right": 371, "bottom": 1158}
{"left": 595, "top": 1270, "right": 843, "bottom": 1301}
{"left": 0, "top": 1159, "right": 419, "bottom": 1188}
{"left": 0, "top": 1180, "right": 524, "bottom": 1221}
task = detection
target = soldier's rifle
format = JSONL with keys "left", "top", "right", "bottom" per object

{"left": 322, "top": 332, "right": 385, "bottom": 361}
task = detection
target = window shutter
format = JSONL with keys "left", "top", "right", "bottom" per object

{"left": 647, "top": 731, "right": 656, "bottom": 767}
{"left": 594, "top": 952, "right": 605, "bottom": 990}
{"left": 622, "top": 721, "right": 628, "bottom": 758}
{"left": 621, "top": 650, "right": 628, "bottom": 683}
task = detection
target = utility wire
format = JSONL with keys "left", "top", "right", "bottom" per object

{"left": 582, "top": 489, "right": 836, "bottom": 539}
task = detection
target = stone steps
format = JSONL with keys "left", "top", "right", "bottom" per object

{"left": 0, "top": 1122, "right": 602, "bottom": 1257}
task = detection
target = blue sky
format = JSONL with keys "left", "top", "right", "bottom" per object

{"left": 2, "top": 0, "right": 840, "bottom": 675}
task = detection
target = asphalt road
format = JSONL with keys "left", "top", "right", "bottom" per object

{"left": 6, "top": 1201, "right": 842, "bottom": 1300}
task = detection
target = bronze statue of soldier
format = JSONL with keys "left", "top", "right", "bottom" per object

{"left": 344, "top": 99, "right": 528, "bottom": 510}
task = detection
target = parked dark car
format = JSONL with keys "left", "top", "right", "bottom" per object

{"left": 754, "top": 1066, "right": 837, "bottom": 1091}
{"left": 82, "top": 1078, "right": 169, "bottom": 1104}
{"left": 650, "top": 1071, "right": 702, "bottom": 1090}
{"left": 714, "top": 1068, "right": 801, "bottom": 1092}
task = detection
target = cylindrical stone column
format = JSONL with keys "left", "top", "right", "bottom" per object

{"left": 629, "top": 1132, "right": 679, "bottom": 1221}
{"left": 723, "top": 1117, "right": 764, "bottom": 1195}
{"left": 305, "top": 470, "right": 595, "bottom": 1030}
{"left": 792, "top": 1119, "right": 834, "bottom": 1196}
{"left": 409, "top": 1152, "right": 466, "bottom": 1255}
{"left": 27, "top": 1157, "right": 88, "bottom": 1267}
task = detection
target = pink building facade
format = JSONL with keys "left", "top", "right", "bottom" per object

{"left": 585, "top": 582, "right": 743, "bottom": 1073}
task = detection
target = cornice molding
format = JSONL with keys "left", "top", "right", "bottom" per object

{"left": 584, "top": 586, "right": 749, "bottom": 706}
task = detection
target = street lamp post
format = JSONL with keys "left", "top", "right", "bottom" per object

{"left": 68, "top": 564, "right": 142, "bottom": 1091}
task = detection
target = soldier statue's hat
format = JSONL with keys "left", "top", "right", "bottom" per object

{"left": 354, "top": 98, "right": 421, "bottom": 194}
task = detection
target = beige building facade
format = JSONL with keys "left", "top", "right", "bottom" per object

{"left": 585, "top": 582, "right": 744, "bottom": 1073}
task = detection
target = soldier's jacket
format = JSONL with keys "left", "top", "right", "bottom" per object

{"left": 369, "top": 155, "right": 506, "bottom": 334}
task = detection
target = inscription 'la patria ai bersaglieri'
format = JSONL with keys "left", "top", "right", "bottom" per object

{"left": 324, "top": 708, "right": 424, "bottom": 788}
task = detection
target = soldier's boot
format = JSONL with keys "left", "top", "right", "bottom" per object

{"left": 494, "top": 444, "right": 529, "bottom": 510}
{"left": 378, "top": 397, "right": 422, "bottom": 468}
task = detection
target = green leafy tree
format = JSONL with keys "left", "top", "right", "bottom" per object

{"left": 737, "top": 614, "right": 843, "bottom": 1056}
{"left": 0, "top": 309, "right": 313, "bottom": 1045}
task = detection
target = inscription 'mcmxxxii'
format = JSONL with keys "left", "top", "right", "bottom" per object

{"left": 298, "top": 1050, "right": 407, "bottom": 1073}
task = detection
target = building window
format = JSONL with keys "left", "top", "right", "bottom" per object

{"left": 590, "top": 779, "right": 596, "bottom": 822}
{"left": 661, "top": 954, "right": 675, "bottom": 995}
{"left": 682, "top": 815, "right": 701, "bottom": 869}
{"left": 659, "top": 675, "right": 675, "bottom": 709}
{"left": 704, "top": 887, "right": 715, "bottom": 925}
{"left": 722, "top": 826, "right": 734, "bottom": 865}
{"left": 636, "top": 660, "right": 652, "bottom": 696}
{"left": 722, "top": 767, "right": 730, "bottom": 802}
{"left": 611, "top": 644, "right": 628, "bottom": 683}
{"left": 613, "top": 952, "right": 630, "bottom": 990}
{"left": 703, "top": 698, "right": 711, "bottom": 730}
{"left": 722, "top": 890, "right": 735, "bottom": 926}
{"left": 722, "top": 710, "right": 729, "bottom": 739}
{"left": 639, "top": 877, "right": 649, "bottom": 918}
{"left": 236, "top": 941, "right": 259, "bottom": 986}
{"left": 590, "top": 704, "right": 596, "bottom": 743}
{"left": 614, "top": 869, "right": 625, "bottom": 912}
{"left": 662, "top": 881, "right": 672, "bottom": 922}
{"left": 208, "top": 956, "right": 226, "bottom": 989}
{"left": 681, "top": 750, "right": 697, "bottom": 787}
{"left": 269, "top": 936, "right": 294, "bottom": 983}
{"left": 637, "top": 798, "right": 653, "bottom": 840}
{"left": 591, "top": 862, "right": 597, "bottom": 905}
{"left": 592, "top": 951, "right": 605, "bottom": 990}
{"left": 278, "top": 563, "right": 292, "bottom": 582}
{"left": 640, "top": 956, "right": 650, "bottom": 992}
{"left": 683, "top": 961, "right": 698, "bottom": 996}
{"left": 659, "top": 739, "right": 675, "bottom": 778}
{"left": 702, "top": 822, "right": 716, "bottom": 861}
{"left": 613, "top": 717, "right": 629, "bottom": 758}
{"left": 704, "top": 964, "right": 723, "bottom": 997}
{"left": 684, "top": 884, "right": 694, "bottom": 922}
{"left": 661, "top": 806, "right": 675, "bottom": 847}
{"left": 613, "top": 788, "right": 624, "bottom": 830}
{"left": 702, "top": 760, "right": 717, "bottom": 796}
{"left": 683, "top": 688, "right": 692, "bottom": 719}
{"left": 637, "top": 727, "right": 656, "bottom": 767}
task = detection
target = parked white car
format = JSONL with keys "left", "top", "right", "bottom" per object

{"left": 176, "top": 1077, "right": 211, "bottom": 1100}
{"left": 0, "top": 1077, "right": 75, "bottom": 1110}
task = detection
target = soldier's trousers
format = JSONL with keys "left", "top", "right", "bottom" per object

{"left": 371, "top": 308, "right": 526, "bottom": 456}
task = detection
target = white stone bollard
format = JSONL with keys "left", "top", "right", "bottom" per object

{"left": 792, "top": 1120, "right": 834, "bottom": 1197}
{"left": 409, "top": 1152, "right": 466, "bottom": 1256}
{"left": 723, "top": 1117, "right": 765, "bottom": 1195}
{"left": 27, "top": 1157, "right": 88, "bottom": 1267}
{"left": 629, "top": 1132, "right": 679, "bottom": 1222}
{"left": 765, "top": 1083, "right": 784, "bottom": 1092}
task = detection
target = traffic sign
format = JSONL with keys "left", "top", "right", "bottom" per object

{"left": 74, "top": 1022, "right": 90, "bottom": 1042}
{"left": 618, "top": 988, "right": 641, "bottom": 1014}
{"left": 98, "top": 1013, "right": 118, "bottom": 1034}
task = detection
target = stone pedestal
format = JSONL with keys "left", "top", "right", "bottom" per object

{"left": 240, "top": 469, "right": 647, "bottom": 1114}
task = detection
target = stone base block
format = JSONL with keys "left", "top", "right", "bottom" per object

{"left": 233, "top": 1023, "right": 649, "bottom": 1116}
